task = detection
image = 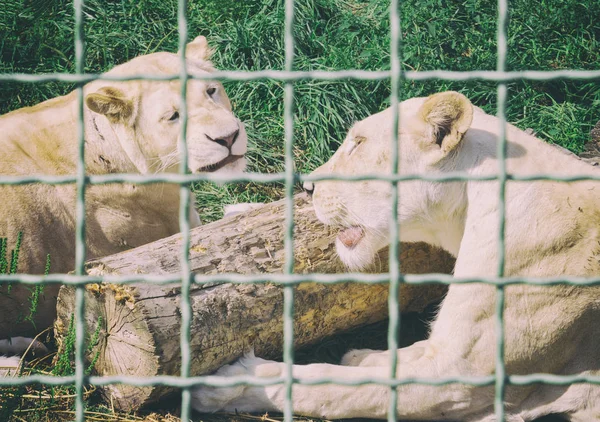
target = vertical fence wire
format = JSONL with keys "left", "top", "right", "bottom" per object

{"left": 176, "top": 0, "right": 193, "bottom": 420}
{"left": 495, "top": 0, "right": 509, "bottom": 419}
{"left": 387, "top": 0, "right": 402, "bottom": 419}
{"left": 283, "top": 0, "right": 297, "bottom": 420}
{"left": 73, "top": 0, "right": 87, "bottom": 420}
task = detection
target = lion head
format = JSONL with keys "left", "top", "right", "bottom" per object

{"left": 84, "top": 36, "right": 247, "bottom": 175}
{"left": 305, "top": 92, "right": 473, "bottom": 270}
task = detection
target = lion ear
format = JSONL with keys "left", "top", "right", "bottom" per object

{"left": 183, "top": 35, "right": 213, "bottom": 61}
{"left": 85, "top": 87, "right": 133, "bottom": 123}
{"left": 417, "top": 91, "right": 473, "bottom": 154}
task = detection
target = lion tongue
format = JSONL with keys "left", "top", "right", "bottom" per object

{"left": 338, "top": 226, "right": 364, "bottom": 249}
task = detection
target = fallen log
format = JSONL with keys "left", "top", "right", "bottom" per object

{"left": 55, "top": 193, "right": 454, "bottom": 412}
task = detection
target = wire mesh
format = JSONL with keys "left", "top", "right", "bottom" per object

{"left": 1, "top": 0, "right": 599, "bottom": 421}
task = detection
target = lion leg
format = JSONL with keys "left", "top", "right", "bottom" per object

{"left": 0, "top": 337, "right": 47, "bottom": 356}
{"left": 0, "top": 337, "right": 48, "bottom": 377}
{"left": 193, "top": 287, "right": 497, "bottom": 420}
{"left": 341, "top": 340, "right": 428, "bottom": 367}
{"left": 568, "top": 390, "right": 600, "bottom": 422}
{"left": 192, "top": 343, "right": 492, "bottom": 420}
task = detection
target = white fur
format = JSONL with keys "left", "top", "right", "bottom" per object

{"left": 0, "top": 337, "right": 47, "bottom": 376}
{"left": 192, "top": 92, "right": 600, "bottom": 421}
{"left": 0, "top": 356, "right": 21, "bottom": 377}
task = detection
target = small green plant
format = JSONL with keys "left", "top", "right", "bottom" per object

{"left": 53, "top": 314, "right": 75, "bottom": 377}
{"left": 0, "top": 232, "right": 23, "bottom": 295}
{"left": 0, "top": 234, "right": 45, "bottom": 420}
{"left": 53, "top": 314, "right": 103, "bottom": 377}
{"left": 86, "top": 316, "right": 103, "bottom": 375}
{"left": 0, "top": 233, "right": 37, "bottom": 421}
{"left": 1, "top": 234, "right": 48, "bottom": 330}
{"left": 25, "top": 254, "right": 50, "bottom": 326}
{"left": 0, "top": 237, "right": 7, "bottom": 274}
{"left": 0, "top": 234, "right": 105, "bottom": 420}
{"left": 9, "top": 232, "right": 22, "bottom": 276}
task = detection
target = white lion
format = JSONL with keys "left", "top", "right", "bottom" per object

{"left": 192, "top": 92, "right": 600, "bottom": 421}
{"left": 0, "top": 36, "right": 246, "bottom": 342}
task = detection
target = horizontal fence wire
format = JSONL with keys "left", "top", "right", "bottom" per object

{"left": 2, "top": 69, "right": 600, "bottom": 83}
{"left": 4, "top": 172, "right": 600, "bottom": 185}
{"left": 0, "top": 0, "right": 596, "bottom": 420}
{"left": 2, "top": 373, "right": 599, "bottom": 388}
{"left": 3, "top": 273, "right": 600, "bottom": 286}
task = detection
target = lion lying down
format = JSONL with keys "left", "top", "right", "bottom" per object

{"left": 0, "top": 36, "right": 247, "bottom": 339}
{"left": 193, "top": 92, "right": 599, "bottom": 421}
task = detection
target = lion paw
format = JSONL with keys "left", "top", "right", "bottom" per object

{"left": 192, "top": 351, "right": 280, "bottom": 413}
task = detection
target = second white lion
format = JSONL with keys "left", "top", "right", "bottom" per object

{"left": 193, "top": 92, "right": 600, "bottom": 422}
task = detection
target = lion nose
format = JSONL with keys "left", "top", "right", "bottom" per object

{"left": 207, "top": 129, "right": 239, "bottom": 149}
{"left": 303, "top": 181, "right": 315, "bottom": 197}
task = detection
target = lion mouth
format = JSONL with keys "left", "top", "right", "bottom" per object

{"left": 337, "top": 226, "right": 365, "bottom": 249}
{"left": 196, "top": 155, "right": 244, "bottom": 173}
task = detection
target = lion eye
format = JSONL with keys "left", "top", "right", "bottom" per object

{"left": 207, "top": 87, "right": 217, "bottom": 97}
{"left": 168, "top": 111, "right": 180, "bottom": 122}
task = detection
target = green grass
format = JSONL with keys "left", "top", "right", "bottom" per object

{"left": 1, "top": 0, "right": 598, "bottom": 221}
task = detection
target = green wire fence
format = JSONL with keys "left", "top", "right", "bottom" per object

{"left": 1, "top": 0, "right": 600, "bottom": 421}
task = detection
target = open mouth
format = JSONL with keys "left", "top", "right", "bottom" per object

{"left": 196, "top": 155, "right": 244, "bottom": 173}
{"left": 337, "top": 226, "right": 365, "bottom": 249}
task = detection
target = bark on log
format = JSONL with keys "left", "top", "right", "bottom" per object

{"left": 55, "top": 193, "right": 454, "bottom": 412}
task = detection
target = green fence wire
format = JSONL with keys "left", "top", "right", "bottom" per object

{"left": 494, "top": 0, "right": 508, "bottom": 419}
{"left": 1, "top": 0, "right": 600, "bottom": 421}
{"left": 176, "top": 1, "right": 193, "bottom": 420}
{"left": 283, "top": 0, "right": 297, "bottom": 419}
{"left": 387, "top": 0, "right": 402, "bottom": 417}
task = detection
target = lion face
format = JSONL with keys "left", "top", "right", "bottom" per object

{"left": 84, "top": 36, "right": 247, "bottom": 175}
{"left": 307, "top": 92, "right": 473, "bottom": 269}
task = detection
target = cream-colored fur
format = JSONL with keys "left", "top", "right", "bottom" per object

{"left": 0, "top": 36, "right": 247, "bottom": 338}
{"left": 192, "top": 92, "right": 600, "bottom": 421}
